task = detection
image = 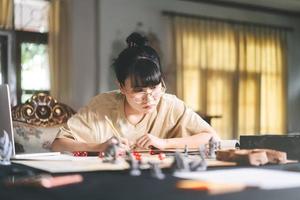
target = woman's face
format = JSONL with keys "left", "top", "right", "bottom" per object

{"left": 120, "top": 78, "right": 165, "bottom": 114}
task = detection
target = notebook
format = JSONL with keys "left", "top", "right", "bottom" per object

{"left": 0, "top": 84, "right": 61, "bottom": 159}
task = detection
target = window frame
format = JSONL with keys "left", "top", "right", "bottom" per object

{"left": 15, "top": 30, "right": 48, "bottom": 103}
{"left": 0, "top": 31, "right": 10, "bottom": 84}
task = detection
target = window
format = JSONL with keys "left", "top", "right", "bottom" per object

{"left": 15, "top": 31, "right": 49, "bottom": 103}
{"left": 14, "top": 0, "right": 50, "bottom": 103}
{"left": 171, "top": 17, "right": 287, "bottom": 138}
{"left": 14, "top": 0, "right": 49, "bottom": 32}
{"left": 20, "top": 42, "right": 50, "bottom": 102}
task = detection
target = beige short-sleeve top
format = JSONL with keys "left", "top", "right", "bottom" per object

{"left": 56, "top": 91, "right": 211, "bottom": 144}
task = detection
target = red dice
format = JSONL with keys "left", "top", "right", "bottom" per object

{"left": 158, "top": 153, "right": 166, "bottom": 160}
{"left": 73, "top": 151, "right": 88, "bottom": 157}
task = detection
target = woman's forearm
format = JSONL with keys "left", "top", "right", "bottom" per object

{"left": 51, "top": 138, "right": 108, "bottom": 152}
{"left": 164, "top": 131, "right": 220, "bottom": 149}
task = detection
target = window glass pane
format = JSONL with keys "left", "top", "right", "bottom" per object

{"left": 21, "top": 92, "right": 33, "bottom": 103}
{"left": 14, "top": 0, "right": 50, "bottom": 33}
{"left": 21, "top": 42, "right": 50, "bottom": 92}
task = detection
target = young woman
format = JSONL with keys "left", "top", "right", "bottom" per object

{"left": 51, "top": 32, "right": 219, "bottom": 152}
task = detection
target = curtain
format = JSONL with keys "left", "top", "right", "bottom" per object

{"left": 48, "top": 0, "right": 71, "bottom": 104}
{"left": 237, "top": 25, "right": 287, "bottom": 136}
{"left": 170, "top": 16, "right": 287, "bottom": 139}
{"left": 0, "top": 0, "right": 13, "bottom": 29}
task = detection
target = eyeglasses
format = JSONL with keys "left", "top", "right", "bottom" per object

{"left": 126, "top": 81, "right": 166, "bottom": 104}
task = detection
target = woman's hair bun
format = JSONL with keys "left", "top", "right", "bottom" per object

{"left": 126, "top": 32, "right": 148, "bottom": 48}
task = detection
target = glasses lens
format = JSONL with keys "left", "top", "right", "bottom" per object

{"left": 132, "top": 86, "right": 164, "bottom": 103}
{"left": 152, "top": 87, "right": 163, "bottom": 98}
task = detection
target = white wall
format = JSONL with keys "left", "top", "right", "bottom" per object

{"left": 69, "top": 0, "right": 98, "bottom": 109}
{"left": 70, "top": 0, "right": 300, "bottom": 133}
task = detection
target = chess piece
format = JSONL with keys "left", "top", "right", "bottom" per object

{"left": 149, "top": 161, "right": 165, "bottom": 180}
{"left": 103, "top": 138, "right": 122, "bottom": 164}
{"left": 189, "top": 159, "right": 207, "bottom": 171}
{"left": 128, "top": 153, "right": 141, "bottom": 176}
{"left": 183, "top": 145, "right": 188, "bottom": 157}
{"left": 208, "top": 137, "right": 218, "bottom": 159}
{"left": 0, "top": 130, "right": 12, "bottom": 165}
{"left": 189, "top": 145, "right": 207, "bottom": 171}
{"left": 172, "top": 151, "right": 190, "bottom": 172}
{"left": 199, "top": 145, "right": 207, "bottom": 162}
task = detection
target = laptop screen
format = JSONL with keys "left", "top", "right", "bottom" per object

{"left": 0, "top": 84, "right": 16, "bottom": 156}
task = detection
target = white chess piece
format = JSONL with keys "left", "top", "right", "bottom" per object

{"left": 149, "top": 161, "right": 165, "bottom": 180}
{"left": 208, "top": 137, "right": 217, "bottom": 159}
{"left": 173, "top": 151, "right": 190, "bottom": 172}
{"left": 189, "top": 145, "right": 207, "bottom": 171}
{"left": 0, "top": 130, "right": 12, "bottom": 165}
{"left": 129, "top": 153, "right": 141, "bottom": 176}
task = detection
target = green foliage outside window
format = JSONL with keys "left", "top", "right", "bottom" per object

{"left": 21, "top": 42, "right": 50, "bottom": 102}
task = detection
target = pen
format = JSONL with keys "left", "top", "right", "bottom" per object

{"left": 176, "top": 180, "right": 246, "bottom": 195}
{"left": 104, "top": 115, "right": 123, "bottom": 140}
{"left": 5, "top": 174, "right": 83, "bottom": 188}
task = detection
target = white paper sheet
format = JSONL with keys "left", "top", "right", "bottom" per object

{"left": 220, "top": 140, "right": 239, "bottom": 149}
{"left": 12, "top": 154, "right": 76, "bottom": 161}
{"left": 174, "top": 168, "right": 300, "bottom": 190}
{"left": 13, "top": 157, "right": 129, "bottom": 173}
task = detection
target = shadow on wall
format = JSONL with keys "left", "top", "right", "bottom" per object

{"left": 108, "top": 30, "right": 126, "bottom": 90}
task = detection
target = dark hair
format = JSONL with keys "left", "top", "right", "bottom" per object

{"left": 112, "top": 32, "right": 163, "bottom": 88}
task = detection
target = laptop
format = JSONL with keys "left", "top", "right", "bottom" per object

{"left": 0, "top": 84, "right": 61, "bottom": 159}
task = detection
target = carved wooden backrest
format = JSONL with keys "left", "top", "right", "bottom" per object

{"left": 12, "top": 93, "right": 76, "bottom": 127}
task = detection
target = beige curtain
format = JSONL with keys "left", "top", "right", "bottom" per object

{"left": 170, "top": 16, "right": 287, "bottom": 139}
{"left": 0, "top": 0, "right": 13, "bottom": 29}
{"left": 48, "top": 0, "right": 71, "bottom": 104}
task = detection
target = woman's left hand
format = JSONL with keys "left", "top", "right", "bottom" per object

{"left": 135, "top": 134, "right": 167, "bottom": 150}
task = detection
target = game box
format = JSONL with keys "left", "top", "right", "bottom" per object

{"left": 240, "top": 134, "right": 300, "bottom": 160}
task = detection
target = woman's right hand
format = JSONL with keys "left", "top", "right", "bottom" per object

{"left": 102, "top": 137, "right": 130, "bottom": 152}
